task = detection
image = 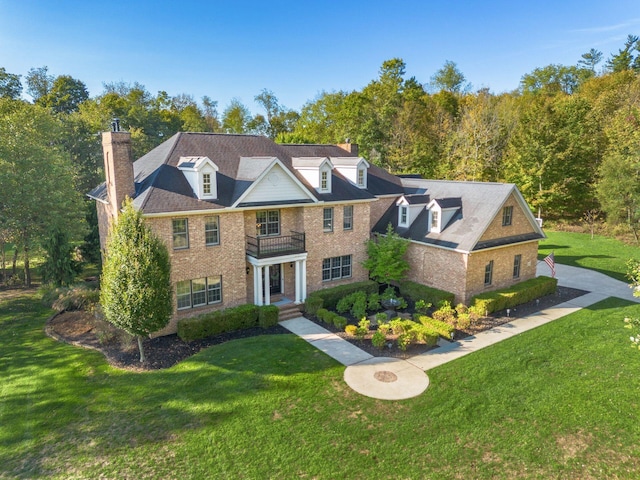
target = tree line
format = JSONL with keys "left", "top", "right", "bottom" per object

{"left": 2, "top": 35, "right": 640, "bottom": 285}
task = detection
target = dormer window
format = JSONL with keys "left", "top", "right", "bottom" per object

{"left": 203, "top": 173, "right": 211, "bottom": 196}
{"left": 331, "top": 157, "right": 369, "bottom": 189}
{"left": 321, "top": 170, "right": 328, "bottom": 191}
{"left": 357, "top": 167, "right": 365, "bottom": 187}
{"left": 177, "top": 156, "right": 218, "bottom": 200}
{"left": 431, "top": 210, "right": 439, "bottom": 229}
{"left": 399, "top": 206, "right": 408, "bottom": 227}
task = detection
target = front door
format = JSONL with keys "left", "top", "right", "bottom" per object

{"left": 263, "top": 264, "right": 282, "bottom": 297}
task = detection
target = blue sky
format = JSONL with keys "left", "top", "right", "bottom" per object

{"left": 1, "top": 1, "right": 639, "bottom": 114}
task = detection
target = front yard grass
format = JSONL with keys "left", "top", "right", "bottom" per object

{"left": 539, "top": 230, "right": 640, "bottom": 282}
{"left": 2, "top": 290, "right": 640, "bottom": 479}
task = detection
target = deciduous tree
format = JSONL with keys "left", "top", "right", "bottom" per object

{"left": 100, "top": 198, "right": 172, "bottom": 362}
{"left": 363, "top": 223, "right": 409, "bottom": 288}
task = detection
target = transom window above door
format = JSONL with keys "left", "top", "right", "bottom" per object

{"left": 256, "top": 210, "right": 280, "bottom": 236}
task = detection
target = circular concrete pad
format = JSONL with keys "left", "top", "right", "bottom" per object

{"left": 344, "top": 357, "right": 429, "bottom": 400}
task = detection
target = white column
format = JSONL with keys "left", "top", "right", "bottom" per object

{"left": 256, "top": 266, "right": 263, "bottom": 306}
{"left": 263, "top": 264, "right": 270, "bottom": 305}
{"left": 301, "top": 259, "right": 307, "bottom": 301}
{"left": 253, "top": 265, "right": 260, "bottom": 304}
{"left": 294, "top": 260, "right": 301, "bottom": 303}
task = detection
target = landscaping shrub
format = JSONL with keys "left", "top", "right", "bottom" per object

{"left": 413, "top": 314, "right": 455, "bottom": 339}
{"left": 41, "top": 284, "right": 100, "bottom": 312}
{"left": 470, "top": 276, "right": 558, "bottom": 314}
{"left": 307, "top": 280, "right": 378, "bottom": 311}
{"left": 315, "top": 308, "right": 331, "bottom": 324}
{"left": 415, "top": 299, "right": 432, "bottom": 314}
{"left": 336, "top": 291, "right": 368, "bottom": 318}
{"left": 371, "top": 330, "right": 386, "bottom": 349}
{"left": 177, "top": 303, "right": 261, "bottom": 341}
{"left": 375, "top": 312, "right": 388, "bottom": 324}
{"left": 367, "top": 293, "right": 381, "bottom": 312}
{"left": 345, "top": 324, "right": 357, "bottom": 336}
{"left": 432, "top": 300, "right": 456, "bottom": 324}
{"left": 398, "top": 280, "right": 455, "bottom": 305}
{"left": 258, "top": 305, "right": 279, "bottom": 328}
{"left": 378, "top": 323, "right": 391, "bottom": 335}
{"left": 333, "top": 315, "right": 348, "bottom": 330}
{"left": 304, "top": 295, "right": 324, "bottom": 315}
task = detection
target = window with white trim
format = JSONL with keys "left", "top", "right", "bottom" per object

{"left": 256, "top": 210, "right": 280, "bottom": 236}
{"left": 322, "top": 255, "right": 352, "bottom": 281}
{"left": 343, "top": 205, "right": 353, "bottom": 230}
{"left": 323, "top": 207, "right": 333, "bottom": 232}
{"left": 172, "top": 218, "right": 189, "bottom": 249}
{"left": 357, "top": 167, "right": 365, "bottom": 187}
{"left": 203, "top": 173, "right": 212, "bottom": 195}
{"left": 399, "top": 206, "right": 408, "bottom": 226}
{"left": 177, "top": 276, "right": 223, "bottom": 310}
{"left": 320, "top": 170, "right": 328, "bottom": 191}
{"left": 205, "top": 216, "right": 220, "bottom": 246}
{"left": 431, "top": 210, "right": 439, "bottom": 229}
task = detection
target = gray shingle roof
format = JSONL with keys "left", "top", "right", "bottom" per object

{"left": 373, "top": 178, "right": 544, "bottom": 252}
{"left": 91, "top": 133, "right": 391, "bottom": 214}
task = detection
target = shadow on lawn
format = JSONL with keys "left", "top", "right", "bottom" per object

{"left": 0, "top": 293, "right": 338, "bottom": 477}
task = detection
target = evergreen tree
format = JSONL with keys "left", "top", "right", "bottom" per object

{"left": 100, "top": 198, "right": 173, "bottom": 362}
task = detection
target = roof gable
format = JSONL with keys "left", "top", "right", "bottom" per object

{"left": 232, "top": 159, "right": 317, "bottom": 208}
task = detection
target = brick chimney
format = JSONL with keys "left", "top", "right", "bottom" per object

{"left": 102, "top": 128, "right": 134, "bottom": 220}
{"left": 337, "top": 139, "right": 358, "bottom": 156}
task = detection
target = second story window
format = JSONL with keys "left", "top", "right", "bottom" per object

{"left": 256, "top": 210, "right": 280, "bottom": 237}
{"left": 400, "top": 206, "right": 408, "bottom": 226}
{"left": 205, "top": 216, "right": 220, "bottom": 246}
{"left": 320, "top": 170, "right": 328, "bottom": 191}
{"left": 357, "top": 167, "right": 365, "bottom": 187}
{"left": 343, "top": 205, "right": 353, "bottom": 230}
{"left": 323, "top": 207, "right": 333, "bottom": 232}
{"left": 203, "top": 173, "right": 211, "bottom": 195}
{"left": 431, "top": 210, "right": 439, "bottom": 230}
{"left": 502, "top": 206, "right": 513, "bottom": 226}
{"left": 172, "top": 218, "right": 189, "bottom": 249}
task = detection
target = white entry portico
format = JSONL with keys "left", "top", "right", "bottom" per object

{"left": 247, "top": 252, "right": 308, "bottom": 306}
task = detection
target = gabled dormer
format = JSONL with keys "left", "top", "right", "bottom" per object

{"left": 427, "top": 197, "right": 461, "bottom": 234}
{"left": 331, "top": 157, "right": 370, "bottom": 189}
{"left": 177, "top": 156, "right": 219, "bottom": 200}
{"left": 396, "top": 194, "right": 430, "bottom": 228}
{"left": 291, "top": 157, "right": 334, "bottom": 193}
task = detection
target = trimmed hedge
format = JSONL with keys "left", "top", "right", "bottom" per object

{"left": 177, "top": 304, "right": 278, "bottom": 341}
{"left": 304, "top": 280, "right": 378, "bottom": 314}
{"left": 398, "top": 280, "right": 455, "bottom": 306}
{"left": 470, "top": 276, "right": 558, "bottom": 315}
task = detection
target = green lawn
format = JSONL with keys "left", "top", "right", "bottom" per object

{"left": 539, "top": 230, "right": 640, "bottom": 282}
{"left": 2, "top": 290, "right": 640, "bottom": 479}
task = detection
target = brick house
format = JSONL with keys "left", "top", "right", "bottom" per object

{"left": 89, "top": 130, "right": 544, "bottom": 334}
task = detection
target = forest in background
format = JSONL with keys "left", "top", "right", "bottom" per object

{"left": 1, "top": 35, "right": 640, "bottom": 284}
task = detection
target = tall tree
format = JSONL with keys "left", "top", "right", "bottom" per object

{"left": 606, "top": 35, "right": 640, "bottom": 73}
{"left": 578, "top": 48, "right": 603, "bottom": 73}
{"left": 100, "top": 198, "right": 172, "bottom": 362}
{"left": 0, "top": 68, "right": 22, "bottom": 99}
{"left": 222, "top": 98, "right": 252, "bottom": 133}
{"left": 520, "top": 64, "right": 592, "bottom": 95}
{"left": 430, "top": 60, "right": 469, "bottom": 94}
{"left": 363, "top": 223, "right": 410, "bottom": 288}
{"left": 0, "top": 99, "right": 85, "bottom": 286}
{"left": 25, "top": 66, "right": 54, "bottom": 102}
{"left": 38, "top": 75, "right": 89, "bottom": 114}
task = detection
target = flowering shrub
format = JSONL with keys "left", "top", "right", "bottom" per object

{"left": 624, "top": 317, "right": 640, "bottom": 349}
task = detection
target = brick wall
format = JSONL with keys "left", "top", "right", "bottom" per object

{"left": 303, "top": 202, "right": 371, "bottom": 294}
{"left": 465, "top": 241, "right": 539, "bottom": 302}
{"left": 147, "top": 211, "right": 248, "bottom": 335}
{"left": 479, "top": 193, "right": 535, "bottom": 242}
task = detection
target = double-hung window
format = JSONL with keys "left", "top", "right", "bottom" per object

{"left": 176, "top": 276, "right": 223, "bottom": 310}
{"left": 484, "top": 260, "right": 494, "bottom": 286}
{"left": 323, "top": 207, "right": 333, "bottom": 232}
{"left": 172, "top": 218, "right": 189, "bottom": 249}
{"left": 320, "top": 170, "right": 328, "bottom": 191}
{"left": 322, "top": 255, "right": 352, "bottom": 281}
{"left": 203, "top": 173, "right": 211, "bottom": 195}
{"left": 513, "top": 254, "right": 522, "bottom": 279}
{"left": 431, "top": 210, "right": 439, "bottom": 229}
{"left": 205, "top": 216, "right": 220, "bottom": 246}
{"left": 502, "top": 206, "right": 513, "bottom": 226}
{"left": 256, "top": 210, "right": 280, "bottom": 237}
{"left": 400, "top": 206, "right": 408, "bottom": 226}
{"left": 343, "top": 205, "right": 353, "bottom": 230}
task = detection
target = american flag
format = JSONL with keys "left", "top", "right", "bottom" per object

{"left": 544, "top": 252, "right": 555, "bottom": 278}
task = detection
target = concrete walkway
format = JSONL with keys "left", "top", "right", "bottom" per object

{"left": 279, "top": 263, "right": 639, "bottom": 400}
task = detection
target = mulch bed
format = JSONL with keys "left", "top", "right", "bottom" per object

{"left": 46, "top": 286, "right": 588, "bottom": 370}
{"left": 305, "top": 286, "right": 589, "bottom": 359}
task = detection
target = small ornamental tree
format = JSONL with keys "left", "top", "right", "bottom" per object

{"left": 363, "top": 223, "right": 410, "bottom": 288}
{"left": 627, "top": 258, "right": 640, "bottom": 298}
{"left": 100, "top": 198, "right": 172, "bottom": 362}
